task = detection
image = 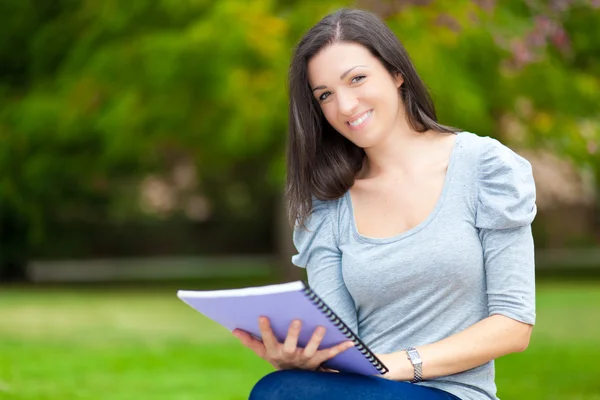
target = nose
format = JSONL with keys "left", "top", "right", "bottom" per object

{"left": 336, "top": 89, "right": 359, "bottom": 116}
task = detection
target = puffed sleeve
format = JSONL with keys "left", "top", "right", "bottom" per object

{"left": 292, "top": 199, "right": 358, "bottom": 333}
{"left": 476, "top": 138, "right": 537, "bottom": 325}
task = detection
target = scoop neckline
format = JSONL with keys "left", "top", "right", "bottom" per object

{"left": 344, "top": 131, "right": 464, "bottom": 244}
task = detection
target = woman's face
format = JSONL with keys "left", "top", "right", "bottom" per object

{"left": 307, "top": 42, "right": 404, "bottom": 149}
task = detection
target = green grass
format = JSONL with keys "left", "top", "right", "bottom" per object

{"left": 1, "top": 280, "right": 600, "bottom": 399}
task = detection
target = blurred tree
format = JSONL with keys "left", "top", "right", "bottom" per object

{"left": 1, "top": 0, "right": 279, "bottom": 279}
{"left": 1, "top": 0, "right": 598, "bottom": 280}
{"left": 0, "top": 0, "right": 345, "bottom": 280}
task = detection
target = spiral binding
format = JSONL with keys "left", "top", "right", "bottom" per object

{"left": 302, "top": 286, "right": 389, "bottom": 374}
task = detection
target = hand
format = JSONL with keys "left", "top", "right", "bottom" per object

{"left": 232, "top": 316, "right": 355, "bottom": 371}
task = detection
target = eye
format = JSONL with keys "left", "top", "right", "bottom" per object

{"left": 351, "top": 75, "right": 366, "bottom": 84}
{"left": 318, "top": 91, "right": 331, "bottom": 102}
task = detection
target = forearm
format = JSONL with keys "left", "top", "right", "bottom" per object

{"left": 380, "top": 314, "right": 533, "bottom": 381}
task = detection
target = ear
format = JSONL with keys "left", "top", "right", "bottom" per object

{"left": 393, "top": 71, "right": 404, "bottom": 88}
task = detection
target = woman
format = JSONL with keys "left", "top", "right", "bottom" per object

{"left": 232, "top": 8, "right": 536, "bottom": 400}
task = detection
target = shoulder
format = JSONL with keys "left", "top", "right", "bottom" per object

{"left": 294, "top": 196, "right": 346, "bottom": 239}
{"left": 457, "top": 132, "right": 537, "bottom": 229}
{"left": 456, "top": 131, "right": 523, "bottom": 162}
{"left": 455, "top": 131, "right": 533, "bottom": 177}
{"left": 304, "top": 196, "right": 341, "bottom": 226}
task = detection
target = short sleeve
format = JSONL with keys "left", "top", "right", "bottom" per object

{"left": 475, "top": 138, "right": 537, "bottom": 230}
{"left": 476, "top": 138, "right": 537, "bottom": 325}
{"left": 292, "top": 199, "right": 358, "bottom": 333}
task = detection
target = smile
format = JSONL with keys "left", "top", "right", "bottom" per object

{"left": 347, "top": 109, "right": 373, "bottom": 128}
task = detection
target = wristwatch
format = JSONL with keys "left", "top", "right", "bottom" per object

{"left": 405, "top": 347, "right": 423, "bottom": 383}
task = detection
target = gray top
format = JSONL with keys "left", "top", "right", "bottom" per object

{"left": 291, "top": 131, "right": 537, "bottom": 400}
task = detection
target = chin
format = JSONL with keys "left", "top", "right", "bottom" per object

{"left": 346, "top": 133, "right": 382, "bottom": 150}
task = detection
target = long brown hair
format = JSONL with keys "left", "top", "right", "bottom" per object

{"left": 286, "top": 8, "right": 457, "bottom": 227}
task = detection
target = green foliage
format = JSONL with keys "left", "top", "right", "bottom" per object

{"left": 385, "top": 0, "right": 600, "bottom": 173}
{"left": 0, "top": 0, "right": 599, "bottom": 269}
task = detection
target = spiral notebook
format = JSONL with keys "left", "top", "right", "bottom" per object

{"left": 177, "top": 281, "right": 387, "bottom": 376}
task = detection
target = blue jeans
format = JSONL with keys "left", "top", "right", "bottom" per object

{"left": 249, "top": 370, "right": 461, "bottom": 400}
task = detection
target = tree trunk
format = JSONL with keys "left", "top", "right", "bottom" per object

{"left": 0, "top": 260, "right": 29, "bottom": 281}
{"left": 0, "top": 209, "right": 31, "bottom": 282}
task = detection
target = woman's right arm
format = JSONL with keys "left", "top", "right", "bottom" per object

{"left": 233, "top": 199, "right": 358, "bottom": 370}
{"left": 292, "top": 199, "right": 358, "bottom": 334}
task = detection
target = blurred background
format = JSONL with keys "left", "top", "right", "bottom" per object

{"left": 1, "top": 0, "right": 599, "bottom": 399}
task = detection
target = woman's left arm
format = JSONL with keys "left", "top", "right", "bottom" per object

{"left": 379, "top": 138, "right": 538, "bottom": 381}
{"left": 377, "top": 314, "right": 532, "bottom": 381}
{"left": 379, "top": 222, "right": 536, "bottom": 381}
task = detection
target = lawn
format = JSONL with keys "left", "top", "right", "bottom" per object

{"left": 1, "top": 280, "right": 599, "bottom": 399}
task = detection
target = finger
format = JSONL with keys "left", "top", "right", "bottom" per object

{"left": 302, "top": 326, "right": 326, "bottom": 358}
{"left": 232, "top": 328, "right": 245, "bottom": 340}
{"left": 258, "top": 316, "right": 280, "bottom": 354}
{"left": 232, "top": 328, "right": 253, "bottom": 342}
{"left": 314, "top": 341, "right": 355, "bottom": 365}
{"left": 320, "top": 368, "right": 340, "bottom": 373}
{"left": 282, "top": 320, "right": 302, "bottom": 355}
{"left": 233, "top": 329, "right": 267, "bottom": 358}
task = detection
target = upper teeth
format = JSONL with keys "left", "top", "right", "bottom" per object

{"left": 349, "top": 110, "right": 372, "bottom": 126}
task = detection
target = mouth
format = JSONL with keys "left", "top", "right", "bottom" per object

{"left": 346, "top": 109, "right": 373, "bottom": 130}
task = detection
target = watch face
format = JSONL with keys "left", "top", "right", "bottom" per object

{"left": 408, "top": 349, "right": 422, "bottom": 364}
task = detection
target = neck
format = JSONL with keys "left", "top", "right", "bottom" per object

{"left": 361, "top": 115, "right": 437, "bottom": 179}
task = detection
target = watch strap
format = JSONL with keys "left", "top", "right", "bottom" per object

{"left": 405, "top": 347, "right": 423, "bottom": 383}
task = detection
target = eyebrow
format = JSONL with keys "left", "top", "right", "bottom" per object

{"left": 311, "top": 65, "right": 368, "bottom": 93}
